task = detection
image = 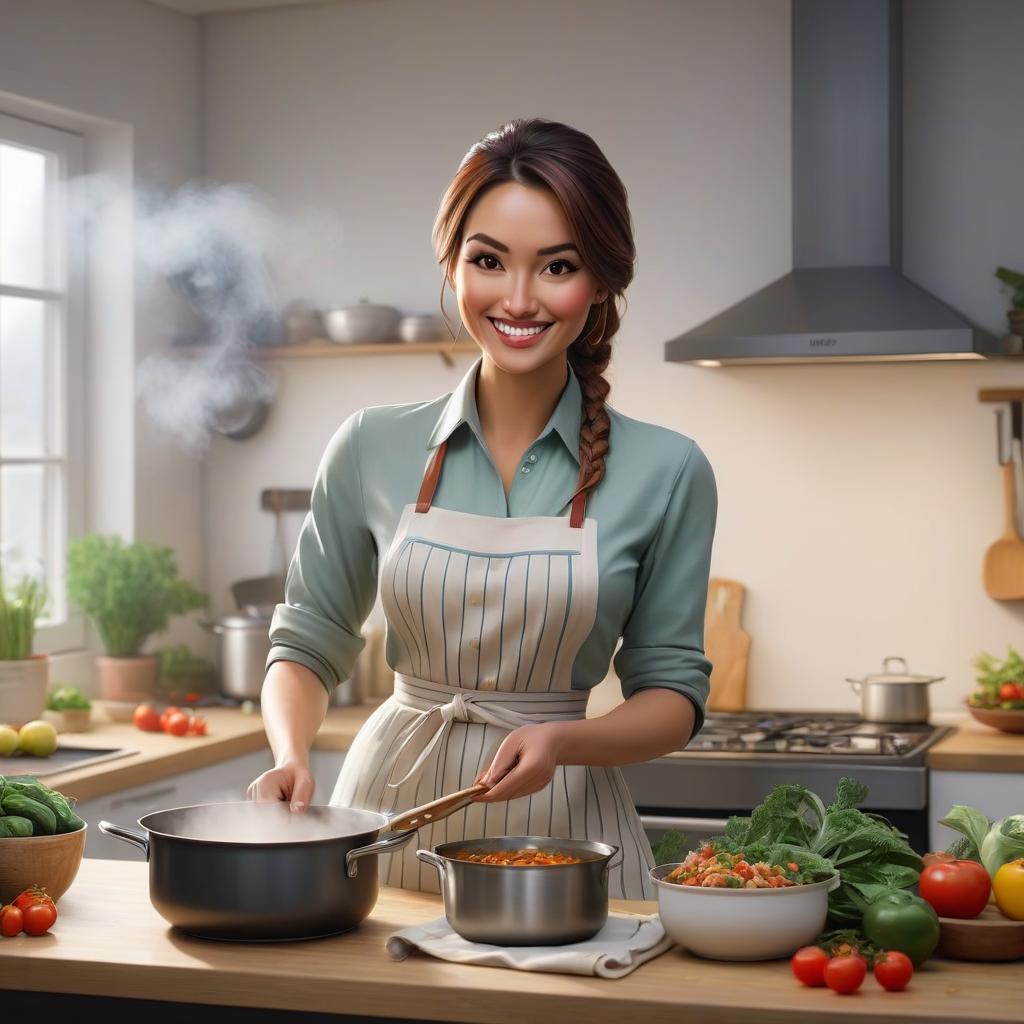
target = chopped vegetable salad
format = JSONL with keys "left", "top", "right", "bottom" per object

{"left": 663, "top": 844, "right": 802, "bottom": 889}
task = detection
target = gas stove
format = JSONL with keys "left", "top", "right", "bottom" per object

{"left": 623, "top": 711, "right": 950, "bottom": 854}
{"left": 684, "top": 711, "right": 948, "bottom": 764}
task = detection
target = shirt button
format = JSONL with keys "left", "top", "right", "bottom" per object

{"left": 521, "top": 466, "right": 531, "bottom": 474}
{"left": 528, "top": 453, "right": 538, "bottom": 463}
{"left": 480, "top": 679, "right": 496, "bottom": 690}
{"left": 469, "top": 637, "right": 480, "bottom": 650}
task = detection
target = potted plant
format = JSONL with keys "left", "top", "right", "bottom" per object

{"left": 0, "top": 569, "right": 48, "bottom": 727}
{"left": 66, "top": 536, "right": 207, "bottom": 702}
{"left": 43, "top": 685, "right": 93, "bottom": 733}
{"left": 995, "top": 266, "right": 1024, "bottom": 339}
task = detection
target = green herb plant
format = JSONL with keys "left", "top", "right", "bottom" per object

{"left": 996, "top": 266, "right": 1024, "bottom": 309}
{"left": 0, "top": 568, "right": 47, "bottom": 661}
{"left": 711, "top": 778, "right": 921, "bottom": 925}
{"left": 67, "top": 535, "right": 207, "bottom": 657}
{"left": 45, "top": 685, "right": 92, "bottom": 711}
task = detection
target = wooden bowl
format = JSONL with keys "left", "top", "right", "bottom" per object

{"left": 936, "top": 904, "right": 1024, "bottom": 961}
{"left": 0, "top": 824, "right": 87, "bottom": 904}
{"left": 967, "top": 706, "right": 1024, "bottom": 734}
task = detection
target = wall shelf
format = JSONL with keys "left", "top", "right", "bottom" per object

{"left": 252, "top": 339, "right": 478, "bottom": 366}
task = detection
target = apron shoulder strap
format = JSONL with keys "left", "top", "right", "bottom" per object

{"left": 415, "top": 438, "right": 589, "bottom": 528}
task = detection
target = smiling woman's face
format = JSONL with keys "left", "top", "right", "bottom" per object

{"left": 451, "top": 181, "right": 608, "bottom": 375}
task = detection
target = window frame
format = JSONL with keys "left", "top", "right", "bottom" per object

{"left": 0, "top": 112, "right": 86, "bottom": 654}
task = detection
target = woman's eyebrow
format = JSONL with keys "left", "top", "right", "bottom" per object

{"left": 465, "top": 232, "right": 579, "bottom": 256}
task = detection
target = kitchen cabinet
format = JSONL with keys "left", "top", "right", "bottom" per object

{"left": 77, "top": 748, "right": 274, "bottom": 860}
{"left": 929, "top": 769, "right": 1019, "bottom": 852}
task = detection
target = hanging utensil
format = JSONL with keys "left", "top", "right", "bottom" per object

{"left": 983, "top": 417, "right": 1024, "bottom": 599}
{"left": 705, "top": 578, "right": 750, "bottom": 712}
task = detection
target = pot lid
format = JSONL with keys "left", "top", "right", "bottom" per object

{"left": 848, "top": 656, "right": 945, "bottom": 685}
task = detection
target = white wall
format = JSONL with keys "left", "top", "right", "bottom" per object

{"left": 0, "top": 0, "right": 205, "bottom": 683}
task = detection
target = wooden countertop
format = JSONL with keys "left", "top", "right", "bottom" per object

{"left": 0, "top": 859, "right": 1018, "bottom": 1024}
{"left": 35, "top": 700, "right": 383, "bottom": 802}
{"left": 926, "top": 717, "right": 1024, "bottom": 773}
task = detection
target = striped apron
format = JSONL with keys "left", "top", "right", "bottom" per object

{"left": 329, "top": 440, "right": 656, "bottom": 899}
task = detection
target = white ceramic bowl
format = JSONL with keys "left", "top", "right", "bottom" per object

{"left": 651, "top": 863, "right": 840, "bottom": 961}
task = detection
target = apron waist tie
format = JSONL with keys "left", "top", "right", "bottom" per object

{"left": 385, "top": 673, "right": 589, "bottom": 790}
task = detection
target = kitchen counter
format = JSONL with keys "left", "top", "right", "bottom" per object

{"left": 0, "top": 858, "right": 1018, "bottom": 1024}
{"left": 18, "top": 703, "right": 1024, "bottom": 806}
{"left": 34, "top": 700, "right": 383, "bottom": 803}
{"left": 925, "top": 717, "right": 1024, "bottom": 772}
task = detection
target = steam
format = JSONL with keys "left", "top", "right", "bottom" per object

{"left": 153, "top": 800, "right": 388, "bottom": 844}
{"left": 66, "top": 176, "right": 286, "bottom": 456}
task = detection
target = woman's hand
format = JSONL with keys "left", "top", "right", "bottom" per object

{"left": 247, "top": 758, "right": 316, "bottom": 812}
{"left": 473, "top": 724, "right": 566, "bottom": 803}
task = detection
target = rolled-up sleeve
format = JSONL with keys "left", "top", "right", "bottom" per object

{"left": 613, "top": 440, "right": 717, "bottom": 734}
{"left": 266, "top": 409, "right": 378, "bottom": 694}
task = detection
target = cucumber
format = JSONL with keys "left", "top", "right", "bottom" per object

{"left": 0, "top": 815, "right": 34, "bottom": 838}
{"left": 0, "top": 792, "right": 57, "bottom": 835}
{"left": 8, "top": 781, "right": 84, "bottom": 832}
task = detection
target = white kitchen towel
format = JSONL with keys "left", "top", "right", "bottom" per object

{"left": 386, "top": 912, "right": 674, "bottom": 979}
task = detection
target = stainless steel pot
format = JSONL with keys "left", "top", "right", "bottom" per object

{"left": 416, "top": 836, "right": 619, "bottom": 945}
{"left": 323, "top": 299, "right": 401, "bottom": 344}
{"left": 846, "top": 656, "right": 944, "bottom": 724}
{"left": 98, "top": 786, "right": 487, "bottom": 941}
{"left": 202, "top": 614, "right": 271, "bottom": 701}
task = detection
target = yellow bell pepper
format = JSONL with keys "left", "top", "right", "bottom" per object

{"left": 992, "top": 857, "right": 1024, "bottom": 920}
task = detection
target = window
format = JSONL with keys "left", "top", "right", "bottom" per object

{"left": 0, "top": 113, "right": 85, "bottom": 652}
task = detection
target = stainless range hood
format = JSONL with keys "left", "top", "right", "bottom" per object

{"left": 665, "top": 0, "right": 1002, "bottom": 366}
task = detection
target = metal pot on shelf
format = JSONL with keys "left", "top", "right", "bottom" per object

{"left": 846, "top": 656, "right": 944, "bottom": 724}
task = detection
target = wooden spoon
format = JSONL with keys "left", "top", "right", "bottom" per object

{"left": 387, "top": 783, "right": 490, "bottom": 833}
{"left": 983, "top": 459, "right": 1024, "bottom": 600}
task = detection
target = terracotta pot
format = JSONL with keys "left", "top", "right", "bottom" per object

{"left": 96, "top": 655, "right": 157, "bottom": 703}
{"left": 41, "top": 707, "right": 93, "bottom": 733}
{"left": 0, "top": 654, "right": 49, "bottom": 728}
{"left": 1009, "top": 309, "right": 1024, "bottom": 339}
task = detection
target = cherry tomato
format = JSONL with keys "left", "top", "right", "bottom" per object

{"left": 133, "top": 703, "right": 162, "bottom": 732}
{"left": 790, "top": 945, "right": 830, "bottom": 987}
{"left": 21, "top": 902, "right": 56, "bottom": 936}
{"left": 999, "top": 682, "right": 1023, "bottom": 701}
{"left": 164, "top": 711, "right": 190, "bottom": 736}
{"left": 874, "top": 949, "right": 914, "bottom": 991}
{"left": 1, "top": 904, "right": 23, "bottom": 937}
{"left": 824, "top": 953, "right": 866, "bottom": 995}
{"left": 160, "top": 706, "right": 183, "bottom": 731}
{"left": 187, "top": 715, "right": 208, "bottom": 736}
{"left": 13, "top": 886, "right": 55, "bottom": 913}
{"left": 919, "top": 859, "right": 991, "bottom": 919}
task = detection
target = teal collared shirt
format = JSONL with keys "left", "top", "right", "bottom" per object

{"left": 268, "top": 357, "right": 718, "bottom": 732}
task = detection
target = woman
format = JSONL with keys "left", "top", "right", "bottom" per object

{"left": 248, "top": 118, "right": 717, "bottom": 900}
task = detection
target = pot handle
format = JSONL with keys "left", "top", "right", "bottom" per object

{"left": 345, "top": 827, "right": 416, "bottom": 879}
{"left": 847, "top": 679, "right": 862, "bottom": 695}
{"left": 416, "top": 849, "right": 447, "bottom": 884}
{"left": 99, "top": 820, "right": 150, "bottom": 860}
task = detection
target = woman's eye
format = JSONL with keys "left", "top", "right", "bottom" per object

{"left": 467, "top": 253, "right": 578, "bottom": 275}
{"left": 547, "top": 259, "right": 578, "bottom": 276}
{"left": 469, "top": 252, "right": 502, "bottom": 270}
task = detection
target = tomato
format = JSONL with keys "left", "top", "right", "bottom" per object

{"left": 164, "top": 711, "right": 190, "bottom": 737}
{"left": 13, "top": 885, "right": 55, "bottom": 913}
{"left": 873, "top": 950, "right": 914, "bottom": 991}
{"left": 187, "top": 713, "right": 208, "bottom": 736}
{"left": 133, "top": 703, "right": 162, "bottom": 732}
{"left": 999, "top": 682, "right": 1024, "bottom": 701}
{"left": 862, "top": 890, "right": 941, "bottom": 966}
{"left": 919, "top": 859, "right": 991, "bottom": 918}
{"left": 159, "top": 706, "right": 183, "bottom": 731}
{"left": 824, "top": 953, "right": 866, "bottom": 994}
{"left": 21, "top": 902, "right": 56, "bottom": 936}
{"left": 992, "top": 858, "right": 1024, "bottom": 920}
{"left": 790, "top": 945, "right": 830, "bottom": 986}
{"left": 0, "top": 904, "right": 23, "bottom": 937}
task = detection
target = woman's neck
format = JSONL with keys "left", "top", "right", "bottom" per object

{"left": 476, "top": 355, "right": 569, "bottom": 452}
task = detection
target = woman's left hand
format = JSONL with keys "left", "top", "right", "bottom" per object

{"left": 473, "top": 723, "right": 566, "bottom": 803}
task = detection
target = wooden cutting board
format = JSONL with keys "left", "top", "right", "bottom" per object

{"left": 705, "top": 577, "right": 750, "bottom": 712}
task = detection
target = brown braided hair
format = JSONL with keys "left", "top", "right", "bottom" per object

{"left": 431, "top": 118, "right": 635, "bottom": 503}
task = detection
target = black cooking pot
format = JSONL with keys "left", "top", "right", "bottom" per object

{"left": 99, "top": 802, "right": 415, "bottom": 941}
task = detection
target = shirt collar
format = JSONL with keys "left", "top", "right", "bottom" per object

{"left": 428, "top": 356, "right": 583, "bottom": 465}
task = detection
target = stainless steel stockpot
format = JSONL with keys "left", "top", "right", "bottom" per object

{"left": 417, "top": 836, "right": 619, "bottom": 946}
{"left": 846, "top": 656, "right": 944, "bottom": 724}
{"left": 99, "top": 802, "right": 415, "bottom": 941}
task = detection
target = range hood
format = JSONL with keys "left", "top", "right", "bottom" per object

{"left": 665, "top": 0, "right": 1002, "bottom": 366}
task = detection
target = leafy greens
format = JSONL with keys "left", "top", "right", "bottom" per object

{"left": 654, "top": 778, "right": 922, "bottom": 925}
{"left": 939, "top": 804, "right": 1024, "bottom": 877}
